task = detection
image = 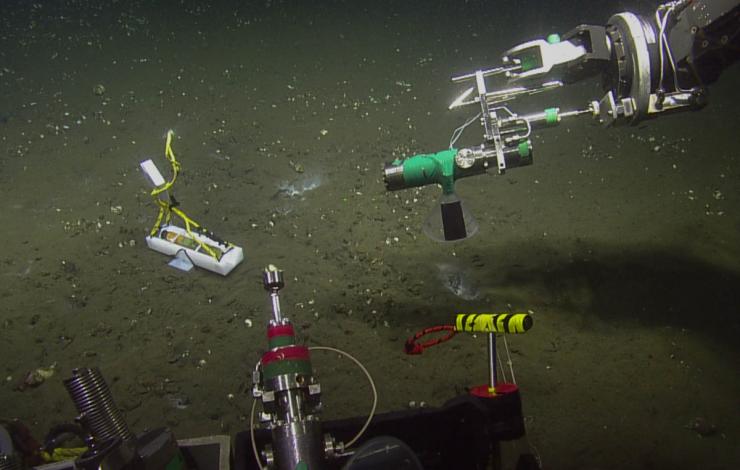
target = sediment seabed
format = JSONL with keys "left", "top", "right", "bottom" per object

{"left": 0, "top": 0, "right": 738, "bottom": 469}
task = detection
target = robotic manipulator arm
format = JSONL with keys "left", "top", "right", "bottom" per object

{"left": 383, "top": 0, "right": 740, "bottom": 237}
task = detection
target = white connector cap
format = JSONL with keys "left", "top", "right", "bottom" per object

{"left": 140, "top": 159, "right": 166, "bottom": 187}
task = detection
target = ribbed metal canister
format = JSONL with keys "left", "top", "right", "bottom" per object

{"left": 63, "top": 368, "right": 134, "bottom": 445}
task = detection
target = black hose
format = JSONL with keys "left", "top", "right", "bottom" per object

{"left": 342, "top": 436, "right": 423, "bottom": 470}
{"left": 42, "top": 423, "right": 86, "bottom": 454}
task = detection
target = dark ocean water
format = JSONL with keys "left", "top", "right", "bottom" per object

{"left": 1, "top": 1, "right": 739, "bottom": 469}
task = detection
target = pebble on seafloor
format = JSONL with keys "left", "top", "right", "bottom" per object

{"left": 15, "top": 364, "right": 56, "bottom": 391}
{"left": 407, "top": 400, "right": 427, "bottom": 409}
{"left": 686, "top": 417, "right": 718, "bottom": 437}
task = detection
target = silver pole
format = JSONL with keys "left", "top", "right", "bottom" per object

{"left": 487, "top": 332, "right": 497, "bottom": 390}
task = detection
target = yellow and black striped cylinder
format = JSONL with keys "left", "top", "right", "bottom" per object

{"left": 455, "top": 313, "right": 533, "bottom": 334}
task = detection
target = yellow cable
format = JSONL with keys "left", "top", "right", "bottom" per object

{"left": 146, "top": 130, "right": 227, "bottom": 260}
{"left": 42, "top": 447, "right": 87, "bottom": 462}
{"left": 151, "top": 130, "right": 180, "bottom": 197}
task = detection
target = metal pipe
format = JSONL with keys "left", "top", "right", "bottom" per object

{"left": 487, "top": 333, "right": 497, "bottom": 390}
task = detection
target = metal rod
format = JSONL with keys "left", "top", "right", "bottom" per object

{"left": 452, "top": 64, "right": 520, "bottom": 83}
{"left": 559, "top": 108, "right": 593, "bottom": 119}
{"left": 487, "top": 332, "right": 497, "bottom": 390}
{"left": 270, "top": 291, "right": 282, "bottom": 324}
